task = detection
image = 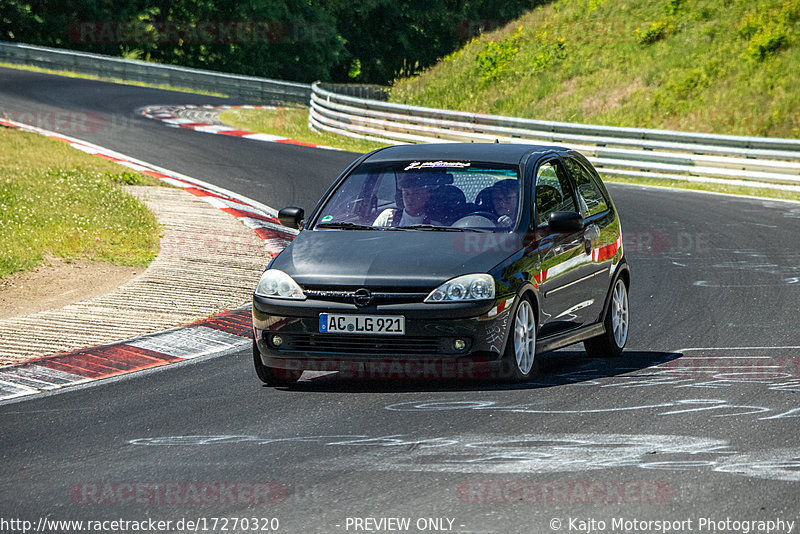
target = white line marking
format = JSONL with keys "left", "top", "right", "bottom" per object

{"left": 679, "top": 347, "right": 800, "bottom": 352}
{"left": 676, "top": 357, "right": 775, "bottom": 360}
{"left": 10, "top": 364, "right": 89, "bottom": 383}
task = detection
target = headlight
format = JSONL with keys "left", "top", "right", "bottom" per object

{"left": 255, "top": 269, "right": 306, "bottom": 300}
{"left": 424, "top": 274, "right": 495, "bottom": 303}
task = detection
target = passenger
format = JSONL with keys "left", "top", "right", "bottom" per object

{"left": 373, "top": 174, "right": 442, "bottom": 227}
{"left": 492, "top": 179, "right": 519, "bottom": 226}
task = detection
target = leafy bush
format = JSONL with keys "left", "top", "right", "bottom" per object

{"left": 635, "top": 20, "right": 671, "bottom": 44}
{"left": 739, "top": 1, "right": 799, "bottom": 60}
{"left": 476, "top": 27, "right": 523, "bottom": 81}
{"left": 664, "top": 0, "right": 683, "bottom": 16}
{"left": 530, "top": 34, "right": 567, "bottom": 72}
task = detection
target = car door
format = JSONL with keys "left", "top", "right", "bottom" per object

{"left": 531, "top": 159, "right": 593, "bottom": 336}
{"left": 560, "top": 156, "right": 618, "bottom": 324}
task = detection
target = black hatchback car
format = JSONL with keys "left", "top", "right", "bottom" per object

{"left": 252, "top": 143, "right": 629, "bottom": 385}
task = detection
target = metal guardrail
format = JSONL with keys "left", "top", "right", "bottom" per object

{"left": 0, "top": 41, "right": 311, "bottom": 104}
{"left": 310, "top": 83, "right": 800, "bottom": 192}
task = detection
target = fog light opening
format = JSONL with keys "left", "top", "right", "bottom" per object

{"left": 454, "top": 339, "right": 467, "bottom": 351}
{"left": 271, "top": 335, "right": 283, "bottom": 347}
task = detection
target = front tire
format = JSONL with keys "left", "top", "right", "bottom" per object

{"left": 253, "top": 340, "right": 302, "bottom": 386}
{"left": 499, "top": 296, "right": 538, "bottom": 382}
{"left": 584, "top": 277, "right": 629, "bottom": 358}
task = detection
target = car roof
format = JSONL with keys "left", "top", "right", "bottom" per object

{"left": 363, "top": 143, "right": 569, "bottom": 165}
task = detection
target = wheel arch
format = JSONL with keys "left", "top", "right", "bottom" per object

{"left": 600, "top": 259, "right": 631, "bottom": 324}
{"left": 493, "top": 282, "right": 542, "bottom": 361}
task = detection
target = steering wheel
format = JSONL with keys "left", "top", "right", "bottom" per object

{"left": 469, "top": 211, "right": 497, "bottom": 220}
{"left": 452, "top": 213, "right": 497, "bottom": 228}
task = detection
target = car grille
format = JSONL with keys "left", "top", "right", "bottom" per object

{"left": 283, "top": 334, "right": 447, "bottom": 355}
{"left": 302, "top": 287, "right": 429, "bottom": 305}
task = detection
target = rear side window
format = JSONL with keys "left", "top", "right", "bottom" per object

{"left": 534, "top": 161, "right": 576, "bottom": 226}
{"left": 562, "top": 157, "right": 609, "bottom": 218}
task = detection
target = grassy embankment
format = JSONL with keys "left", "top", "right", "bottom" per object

{"left": 0, "top": 126, "right": 162, "bottom": 278}
{"left": 388, "top": 0, "right": 800, "bottom": 200}
{"left": 393, "top": 0, "right": 799, "bottom": 137}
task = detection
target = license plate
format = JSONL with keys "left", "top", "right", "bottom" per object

{"left": 319, "top": 313, "right": 405, "bottom": 335}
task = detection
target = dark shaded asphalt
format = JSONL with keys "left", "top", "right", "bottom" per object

{"left": 1, "top": 67, "right": 799, "bottom": 533}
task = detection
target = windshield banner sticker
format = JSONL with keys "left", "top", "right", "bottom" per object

{"left": 404, "top": 161, "right": 471, "bottom": 171}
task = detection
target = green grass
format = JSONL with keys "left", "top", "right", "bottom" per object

{"left": 218, "top": 107, "right": 387, "bottom": 154}
{"left": 391, "top": 0, "right": 800, "bottom": 139}
{"left": 0, "top": 126, "right": 162, "bottom": 278}
{"left": 0, "top": 62, "right": 226, "bottom": 98}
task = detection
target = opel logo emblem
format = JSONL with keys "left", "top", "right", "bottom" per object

{"left": 353, "top": 288, "right": 372, "bottom": 307}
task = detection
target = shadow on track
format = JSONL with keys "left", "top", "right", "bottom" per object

{"left": 266, "top": 349, "right": 680, "bottom": 394}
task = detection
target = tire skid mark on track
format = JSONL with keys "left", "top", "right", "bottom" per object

{"left": 124, "top": 432, "right": 800, "bottom": 481}
{"left": 139, "top": 104, "right": 340, "bottom": 150}
{"left": 0, "top": 117, "right": 296, "bottom": 402}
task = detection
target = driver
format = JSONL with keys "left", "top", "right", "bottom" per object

{"left": 373, "top": 173, "right": 442, "bottom": 227}
{"left": 491, "top": 179, "right": 519, "bottom": 226}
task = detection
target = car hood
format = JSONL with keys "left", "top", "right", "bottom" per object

{"left": 270, "top": 229, "right": 521, "bottom": 288}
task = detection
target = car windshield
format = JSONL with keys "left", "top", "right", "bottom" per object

{"left": 313, "top": 160, "right": 521, "bottom": 231}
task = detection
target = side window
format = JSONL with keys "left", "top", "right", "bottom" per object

{"left": 534, "top": 161, "right": 576, "bottom": 226}
{"left": 562, "top": 158, "right": 608, "bottom": 218}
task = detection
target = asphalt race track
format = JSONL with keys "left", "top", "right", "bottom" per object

{"left": 1, "top": 67, "right": 799, "bottom": 533}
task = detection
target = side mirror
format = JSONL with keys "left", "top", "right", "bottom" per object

{"left": 548, "top": 211, "right": 584, "bottom": 233}
{"left": 278, "top": 207, "right": 305, "bottom": 229}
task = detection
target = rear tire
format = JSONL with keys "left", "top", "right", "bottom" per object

{"left": 253, "top": 340, "right": 302, "bottom": 386}
{"left": 498, "top": 296, "right": 538, "bottom": 382}
{"left": 584, "top": 277, "right": 629, "bottom": 358}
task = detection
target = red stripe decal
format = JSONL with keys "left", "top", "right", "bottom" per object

{"left": 595, "top": 242, "right": 619, "bottom": 262}
{"left": 217, "top": 130, "right": 253, "bottom": 137}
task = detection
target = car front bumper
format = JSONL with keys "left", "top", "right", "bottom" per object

{"left": 252, "top": 294, "right": 516, "bottom": 379}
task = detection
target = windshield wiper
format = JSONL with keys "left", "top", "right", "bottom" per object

{"left": 316, "top": 222, "right": 378, "bottom": 230}
{"left": 394, "top": 224, "right": 464, "bottom": 232}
